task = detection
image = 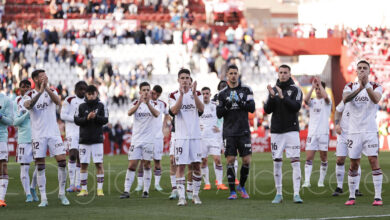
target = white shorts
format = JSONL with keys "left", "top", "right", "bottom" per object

{"left": 128, "top": 142, "right": 154, "bottom": 161}
{"left": 79, "top": 143, "right": 104, "bottom": 164}
{"left": 174, "top": 139, "right": 202, "bottom": 165}
{"left": 153, "top": 138, "right": 164, "bottom": 160}
{"left": 336, "top": 133, "right": 348, "bottom": 157}
{"left": 306, "top": 134, "right": 329, "bottom": 151}
{"left": 271, "top": 131, "right": 301, "bottom": 160}
{"left": 201, "top": 139, "right": 221, "bottom": 158}
{"left": 0, "top": 142, "right": 8, "bottom": 161}
{"left": 32, "top": 136, "right": 66, "bottom": 159}
{"left": 17, "top": 143, "right": 33, "bottom": 164}
{"left": 348, "top": 133, "right": 379, "bottom": 159}
{"left": 66, "top": 136, "right": 79, "bottom": 151}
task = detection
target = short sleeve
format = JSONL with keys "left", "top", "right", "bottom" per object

{"left": 335, "top": 101, "right": 344, "bottom": 113}
{"left": 169, "top": 92, "right": 177, "bottom": 107}
{"left": 343, "top": 83, "right": 353, "bottom": 94}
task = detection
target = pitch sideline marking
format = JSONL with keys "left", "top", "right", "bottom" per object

{"left": 288, "top": 214, "right": 390, "bottom": 220}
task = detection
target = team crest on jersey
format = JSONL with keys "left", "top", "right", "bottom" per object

{"left": 45, "top": 94, "right": 48, "bottom": 98}
{"left": 190, "top": 95, "right": 194, "bottom": 99}
{"left": 287, "top": 90, "right": 292, "bottom": 96}
{"left": 239, "top": 93, "right": 244, "bottom": 99}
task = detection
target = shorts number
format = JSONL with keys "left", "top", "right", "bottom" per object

{"left": 347, "top": 139, "right": 353, "bottom": 148}
{"left": 80, "top": 149, "right": 86, "bottom": 155}
{"left": 307, "top": 137, "right": 311, "bottom": 143}
{"left": 176, "top": 147, "right": 183, "bottom": 155}
{"left": 271, "top": 143, "right": 278, "bottom": 151}
{"left": 19, "top": 147, "right": 25, "bottom": 155}
{"left": 129, "top": 145, "right": 134, "bottom": 152}
{"left": 33, "top": 142, "right": 39, "bottom": 150}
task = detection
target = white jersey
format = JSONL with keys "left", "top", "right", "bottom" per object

{"left": 342, "top": 81, "right": 382, "bottom": 134}
{"left": 199, "top": 102, "right": 221, "bottom": 140}
{"left": 307, "top": 98, "right": 332, "bottom": 136}
{"left": 335, "top": 101, "right": 350, "bottom": 134}
{"left": 169, "top": 89, "right": 203, "bottom": 140}
{"left": 153, "top": 99, "right": 169, "bottom": 139}
{"left": 60, "top": 95, "right": 85, "bottom": 138}
{"left": 23, "top": 89, "right": 61, "bottom": 139}
{"left": 130, "top": 100, "right": 159, "bottom": 144}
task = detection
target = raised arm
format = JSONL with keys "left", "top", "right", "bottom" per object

{"left": 45, "top": 87, "right": 61, "bottom": 106}
{"left": 60, "top": 98, "right": 74, "bottom": 122}
{"left": 128, "top": 99, "right": 142, "bottom": 116}
{"left": 365, "top": 83, "right": 382, "bottom": 104}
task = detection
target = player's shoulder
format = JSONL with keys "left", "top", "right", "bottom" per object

{"left": 25, "top": 90, "right": 35, "bottom": 97}
{"left": 369, "top": 81, "right": 381, "bottom": 90}
{"left": 290, "top": 83, "right": 301, "bottom": 91}
{"left": 132, "top": 99, "right": 139, "bottom": 105}
{"left": 218, "top": 86, "right": 229, "bottom": 96}
{"left": 195, "top": 90, "right": 201, "bottom": 96}
{"left": 158, "top": 99, "right": 167, "bottom": 107}
{"left": 169, "top": 90, "right": 179, "bottom": 100}
{"left": 65, "top": 95, "right": 76, "bottom": 104}
{"left": 16, "top": 95, "right": 23, "bottom": 104}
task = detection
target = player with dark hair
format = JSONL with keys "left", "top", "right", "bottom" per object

{"left": 23, "top": 69, "right": 69, "bottom": 207}
{"left": 61, "top": 81, "right": 88, "bottom": 193}
{"left": 264, "top": 64, "right": 303, "bottom": 204}
{"left": 216, "top": 64, "right": 255, "bottom": 200}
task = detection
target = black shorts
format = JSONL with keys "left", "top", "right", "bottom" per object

{"left": 224, "top": 134, "right": 252, "bottom": 157}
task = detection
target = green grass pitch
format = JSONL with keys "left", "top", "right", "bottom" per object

{"left": 2, "top": 152, "right": 390, "bottom": 220}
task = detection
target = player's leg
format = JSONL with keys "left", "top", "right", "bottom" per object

{"left": 189, "top": 139, "right": 202, "bottom": 204}
{"left": 75, "top": 151, "right": 81, "bottom": 191}
{"left": 368, "top": 156, "right": 382, "bottom": 205}
{"left": 201, "top": 140, "right": 210, "bottom": 189}
{"left": 142, "top": 160, "right": 152, "bottom": 197}
{"left": 0, "top": 160, "right": 8, "bottom": 207}
{"left": 169, "top": 155, "right": 177, "bottom": 199}
{"left": 355, "top": 165, "right": 363, "bottom": 196}
{"left": 224, "top": 136, "right": 238, "bottom": 199}
{"left": 67, "top": 147, "right": 78, "bottom": 192}
{"left": 186, "top": 164, "right": 193, "bottom": 200}
{"left": 201, "top": 157, "right": 210, "bottom": 189}
{"left": 135, "top": 160, "right": 144, "bottom": 192}
{"left": 317, "top": 135, "right": 329, "bottom": 187}
{"left": 175, "top": 139, "right": 190, "bottom": 205}
{"left": 93, "top": 143, "right": 104, "bottom": 196}
{"left": 32, "top": 138, "right": 49, "bottom": 206}
{"left": 78, "top": 144, "right": 90, "bottom": 197}
{"left": 271, "top": 133, "right": 284, "bottom": 203}
{"left": 213, "top": 155, "right": 227, "bottom": 190}
{"left": 236, "top": 134, "right": 252, "bottom": 199}
{"left": 17, "top": 143, "right": 33, "bottom": 201}
{"left": 234, "top": 157, "right": 239, "bottom": 185}
{"left": 318, "top": 150, "right": 328, "bottom": 187}
{"left": 333, "top": 156, "right": 346, "bottom": 196}
{"left": 286, "top": 132, "right": 302, "bottom": 203}
{"left": 50, "top": 137, "right": 68, "bottom": 204}
{"left": 345, "top": 134, "right": 362, "bottom": 205}
{"left": 303, "top": 136, "right": 317, "bottom": 187}
{"left": 30, "top": 165, "right": 39, "bottom": 201}
{"left": 153, "top": 138, "right": 163, "bottom": 191}
{"left": 121, "top": 159, "right": 139, "bottom": 199}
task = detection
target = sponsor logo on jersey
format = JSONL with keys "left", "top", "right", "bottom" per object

{"left": 354, "top": 96, "right": 369, "bottom": 102}
{"left": 136, "top": 112, "right": 153, "bottom": 117}
{"left": 181, "top": 104, "right": 196, "bottom": 110}
{"left": 36, "top": 102, "right": 49, "bottom": 110}
{"left": 200, "top": 113, "right": 213, "bottom": 119}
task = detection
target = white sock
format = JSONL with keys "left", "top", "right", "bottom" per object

{"left": 154, "top": 169, "right": 162, "bottom": 186}
{"left": 336, "top": 164, "right": 345, "bottom": 189}
{"left": 192, "top": 174, "right": 202, "bottom": 196}
{"left": 176, "top": 177, "right": 185, "bottom": 199}
{"left": 186, "top": 181, "right": 193, "bottom": 193}
{"left": 143, "top": 168, "right": 151, "bottom": 193}
{"left": 31, "top": 166, "right": 37, "bottom": 189}
{"left": 170, "top": 175, "right": 176, "bottom": 190}
{"left": 20, "top": 165, "right": 31, "bottom": 195}
{"left": 273, "top": 161, "right": 283, "bottom": 195}
{"left": 0, "top": 175, "right": 9, "bottom": 200}
{"left": 304, "top": 160, "right": 312, "bottom": 184}
{"left": 137, "top": 173, "right": 144, "bottom": 188}
{"left": 356, "top": 166, "right": 361, "bottom": 190}
{"left": 372, "top": 169, "right": 383, "bottom": 200}
{"left": 37, "top": 169, "right": 47, "bottom": 201}
{"left": 97, "top": 174, "right": 104, "bottom": 190}
{"left": 80, "top": 172, "right": 88, "bottom": 191}
{"left": 234, "top": 159, "right": 238, "bottom": 177}
{"left": 75, "top": 166, "right": 81, "bottom": 186}
{"left": 215, "top": 164, "right": 223, "bottom": 185}
{"left": 124, "top": 170, "right": 135, "bottom": 193}
{"left": 201, "top": 166, "right": 210, "bottom": 185}
{"left": 291, "top": 161, "right": 301, "bottom": 196}
{"left": 319, "top": 161, "right": 328, "bottom": 184}
{"left": 58, "top": 166, "right": 67, "bottom": 195}
{"left": 348, "top": 169, "right": 358, "bottom": 199}
{"left": 68, "top": 161, "right": 76, "bottom": 186}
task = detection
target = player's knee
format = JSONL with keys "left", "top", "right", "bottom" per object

{"left": 69, "top": 154, "right": 77, "bottom": 162}
{"left": 305, "top": 160, "right": 313, "bottom": 165}
{"left": 58, "top": 160, "right": 66, "bottom": 168}
{"left": 291, "top": 157, "right": 300, "bottom": 163}
{"left": 348, "top": 169, "right": 358, "bottom": 177}
{"left": 336, "top": 161, "right": 344, "bottom": 166}
{"left": 273, "top": 158, "right": 283, "bottom": 162}
{"left": 37, "top": 164, "right": 46, "bottom": 171}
